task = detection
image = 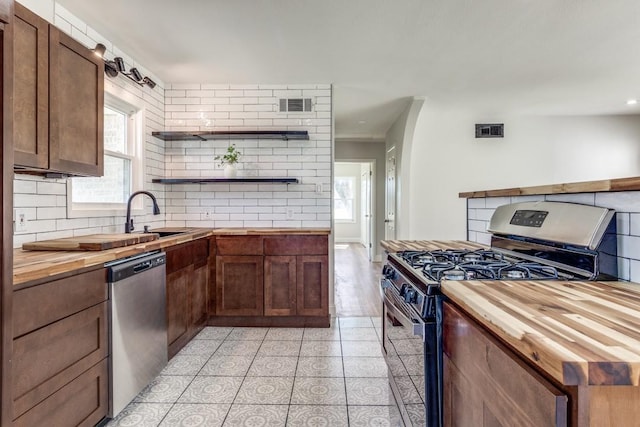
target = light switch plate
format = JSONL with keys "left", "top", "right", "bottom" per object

{"left": 286, "top": 208, "right": 295, "bottom": 220}
{"left": 315, "top": 183, "right": 322, "bottom": 194}
{"left": 15, "top": 209, "right": 28, "bottom": 232}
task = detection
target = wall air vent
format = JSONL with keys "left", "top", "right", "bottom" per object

{"left": 279, "top": 98, "right": 313, "bottom": 113}
{"left": 475, "top": 123, "right": 504, "bottom": 138}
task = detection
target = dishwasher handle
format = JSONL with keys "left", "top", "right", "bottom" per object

{"left": 108, "top": 252, "right": 166, "bottom": 283}
{"left": 133, "top": 261, "right": 152, "bottom": 274}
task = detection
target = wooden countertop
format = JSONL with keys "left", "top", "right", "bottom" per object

{"left": 442, "top": 279, "right": 640, "bottom": 386}
{"left": 14, "top": 227, "right": 330, "bottom": 286}
{"left": 381, "top": 239, "right": 487, "bottom": 253}
{"left": 458, "top": 176, "right": 640, "bottom": 198}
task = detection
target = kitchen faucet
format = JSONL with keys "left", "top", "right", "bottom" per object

{"left": 125, "top": 191, "right": 161, "bottom": 233}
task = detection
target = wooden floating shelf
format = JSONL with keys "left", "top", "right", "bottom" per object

{"left": 152, "top": 178, "right": 299, "bottom": 184}
{"left": 152, "top": 130, "right": 309, "bottom": 141}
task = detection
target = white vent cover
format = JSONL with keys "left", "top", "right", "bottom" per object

{"left": 279, "top": 98, "right": 313, "bottom": 112}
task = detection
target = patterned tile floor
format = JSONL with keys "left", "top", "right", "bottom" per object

{"left": 105, "top": 317, "right": 404, "bottom": 427}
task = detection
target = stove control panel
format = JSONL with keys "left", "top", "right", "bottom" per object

{"left": 510, "top": 209, "right": 548, "bottom": 228}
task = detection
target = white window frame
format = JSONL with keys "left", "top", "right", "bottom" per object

{"left": 334, "top": 176, "right": 356, "bottom": 223}
{"left": 67, "top": 85, "right": 145, "bottom": 218}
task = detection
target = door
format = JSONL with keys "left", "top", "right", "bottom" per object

{"left": 361, "top": 164, "right": 373, "bottom": 260}
{"left": 264, "top": 256, "right": 297, "bottom": 316}
{"left": 386, "top": 147, "right": 397, "bottom": 240}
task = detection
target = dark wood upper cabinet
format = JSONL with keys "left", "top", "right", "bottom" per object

{"left": 49, "top": 26, "right": 103, "bottom": 176}
{"left": 13, "top": 2, "right": 104, "bottom": 176}
{"left": 13, "top": 2, "right": 47, "bottom": 169}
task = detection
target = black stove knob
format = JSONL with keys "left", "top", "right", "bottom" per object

{"left": 404, "top": 288, "right": 417, "bottom": 304}
{"left": 382, "top": 265, "right": 397, "bottom": 280}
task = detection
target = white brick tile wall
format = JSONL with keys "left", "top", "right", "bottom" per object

{"left": 163, "top": 83, "right": 332, "bottom": 228}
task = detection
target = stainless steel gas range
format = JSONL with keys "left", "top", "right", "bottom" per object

{"left": 380, "top": 201, "right": 618, "bottom": 427}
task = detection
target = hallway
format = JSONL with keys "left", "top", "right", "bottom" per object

{"left": 334, "top": 243, "right": 382, "bottom": 317}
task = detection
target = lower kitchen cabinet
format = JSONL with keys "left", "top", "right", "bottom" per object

{"left": 211, "top": 234, "right": 329, "bottom": 326}
{"left": 443, "top": 301, "right": 568, "bottom": 427}
{"left": 12, "top": 267, "right": 109, "bottom": 426}
{"left": 165, "top": 238, "right": 209, "bottom": 358}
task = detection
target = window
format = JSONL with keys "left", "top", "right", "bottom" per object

{"left": 334, "top": 176, "right": 356, "bottom": 222}
{"left": 68, "top": 91, "right": 144, "bottom": 217}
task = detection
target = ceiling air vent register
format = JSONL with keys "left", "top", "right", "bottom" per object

{"left": 279, "top": 98, "right": 313, "bottom": 113}
{"left": 475, "top": 123, "right": 504, "bottom": 138}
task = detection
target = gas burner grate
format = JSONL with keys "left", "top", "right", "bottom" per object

{"left": 498, "top": 262, "right": 559, "bottom": 280}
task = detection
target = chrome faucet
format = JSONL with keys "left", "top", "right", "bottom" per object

{"left": 125, "top": 191, "right": 161, "bottom": 233}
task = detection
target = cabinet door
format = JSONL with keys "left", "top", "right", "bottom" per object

{"left": 167, "top": 268, "right": 191, "bottom": 358}
{"left": 49, "top": 25, "right": 103, "bottom": 176}
{"left": 296, "top": 255, "right": 328, "bottom": 316}
{"left": 13, "top": 2, "right": 48, "bottom": 169}
{"left": 264, "top": 256, "right": 296, "bottom": 316}
{"left": 191, "top": 263, "right": 208, "bottom": 330}
{"left": 216, "top": 255, "right": 264, "bottom": 316}
{"left": 443, "top": 302, "right": 567, "bottom": 427}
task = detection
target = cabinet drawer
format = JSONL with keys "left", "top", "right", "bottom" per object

{"left": 13, "top": 302, "right": 109, "bottom": 418}
{"left": 13, "top": 358, "right": 109, "bottom": 427}
{"left": 13, "top": 267, "right": 107, "bottom": 338}
{"left": 264, "top": 235, "right": 328, "bottom": 255}
{"left": 216, "top": 236, "right": 264, "bottom": 255}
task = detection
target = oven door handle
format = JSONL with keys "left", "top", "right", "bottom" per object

{"left": 384, "top": 293, "right": 425, "bottom": 339}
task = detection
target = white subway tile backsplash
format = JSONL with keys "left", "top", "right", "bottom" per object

{"left": 484, "top": 197, "right": 511, "bottom": 209}
{"left": 618, "top": 213, "right": 631, "bottom": 235}
{"left": 545, "top": 193, "right": 595, "bottom": 205}
{"left": 596, "top": 192, "right": 640, "bottom": 213}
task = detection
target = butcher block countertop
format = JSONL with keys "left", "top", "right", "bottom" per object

{"left": 14, "top": 227, "right": 330, "bottom": 286}
{"left": 381, "top": 239, "right": 487, "bottom": 253}
{"left": 459, "top": 175, "right": 640, "bottom": 198}
{"left": 442, "top": 279, "right": 640, "bottom": 386}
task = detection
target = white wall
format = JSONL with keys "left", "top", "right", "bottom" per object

{"left": 385, "top": 97, "right": 424, "bottom": 239}
{"left": 404, "top": 102, "right": 640, "bottom": 240}
{"left": 334, "top": 162, "right": 362, "bottom": 242}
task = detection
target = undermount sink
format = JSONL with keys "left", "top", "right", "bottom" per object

{"left": 153, "top": 231, "right": 188, "bottom": 237}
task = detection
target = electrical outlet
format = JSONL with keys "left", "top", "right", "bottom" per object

{"left": 315, "top": 183, "right": 322, "bottom": 194}
{"left": 286, "top": 208, "right": 295, "bottom": 220}
{"left": 15, "top": 209, "right": 28, "bottom": 232}
{"left": 203, "top": 211, "right": 212, "bottom": 220}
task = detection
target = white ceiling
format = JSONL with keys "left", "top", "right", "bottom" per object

{"left": 57, "top": 0, "right": 640, "bottom": 139}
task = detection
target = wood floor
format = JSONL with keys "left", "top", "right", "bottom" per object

{"left": 334, "top": 243, "right": 383, "bottom": 317}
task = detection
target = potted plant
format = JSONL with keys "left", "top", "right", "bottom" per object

{"left": 215, "top": 144, "right": 242, "bottom": 177}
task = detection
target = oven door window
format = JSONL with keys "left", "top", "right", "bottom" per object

{"left": 383, "top": 288, "right": 427, "bottom": 426}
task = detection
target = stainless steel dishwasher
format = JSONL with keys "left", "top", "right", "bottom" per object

{"left": 107, "top": 251, "right": 167, "bottom": 418}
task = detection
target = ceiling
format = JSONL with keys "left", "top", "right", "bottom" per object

{"left": 56, "top": 0, "right": 640, "bottom": 139}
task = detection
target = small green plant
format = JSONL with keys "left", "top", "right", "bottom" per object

{"left": 215, "top": 144, "right": 242, "bottom": 166}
